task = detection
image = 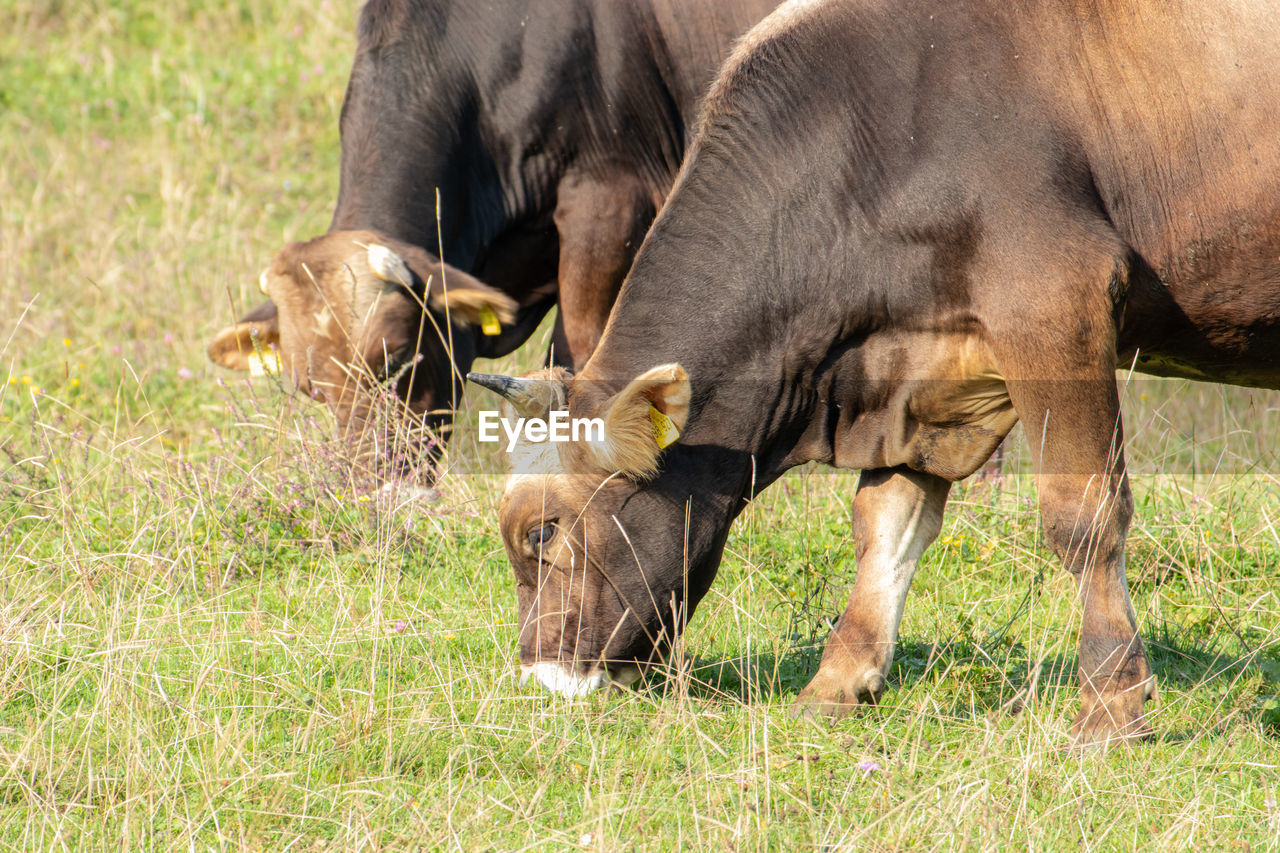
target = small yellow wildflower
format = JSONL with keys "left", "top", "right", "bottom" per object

{"left": 62, "top": 338, "right": 71, "bottom": 347}
{"left": 70, "top": 378, "right": 80, "bottom": 387}
{"left": 5, "top": 376, "right": 15, "bottom": 386}
{"left": 76, "top": 362, "right": 85, "bottom": 370}
{"left": 20, "top": 375, "right": 31, "bottom": 385}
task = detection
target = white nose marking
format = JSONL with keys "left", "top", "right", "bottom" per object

{"left": 520, "top": 663, "right": 608, "bottom": 698}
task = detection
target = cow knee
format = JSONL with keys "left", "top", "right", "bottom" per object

{"left": 1038, "top": 476, "right": 1132, "bottom": 574}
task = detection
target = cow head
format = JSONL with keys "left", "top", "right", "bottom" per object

{"left": 473, "top": 363, "right": 733, "bottom": 696}
{"left": 209, "top": 230, "right": 516, "bottom": 462}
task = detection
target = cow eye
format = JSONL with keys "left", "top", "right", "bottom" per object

{"left": 528, "top": 521, "right": 557, "bottom": 551}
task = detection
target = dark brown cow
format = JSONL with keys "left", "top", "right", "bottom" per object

{"left": 208, "top": 0, "right": 779, "bottom": 462}
{"left": 473, "top": 0, "right": 1280, "bottom": 742}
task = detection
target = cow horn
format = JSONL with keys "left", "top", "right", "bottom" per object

{"left": 366, "top": 243, "right": 413, "bottom": 287}
{"left": 467, "top": 373, "right": 564, "bottom": 418}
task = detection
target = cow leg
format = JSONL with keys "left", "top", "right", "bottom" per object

{"left": 793, "top": 467, "right": 950, "bottom": 718}
{"left": 552, "top": 171, "right": 655, "bottom": 368}
{"left": 545, "top": 312, "right": 573, "bottom": 368}
{"left": 1006, "top": 372, "right": 1154, "bottom": 744}
{"left": 992, "top": 252, "right": 1155, "bottom": 744}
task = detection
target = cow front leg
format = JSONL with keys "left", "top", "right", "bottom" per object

{"left": 546, "top": 312, "right": 573, "bottom": 368}
{"left": 793, "top": 467, "right": 950, "bottom": 718}
{"left": 990, "top": 247, "right": 1155, "bottom": 743}
{"left": 1052, "top": 472, "right": 1153, "bottom": 745}
{"left": 1009, "top": 373, "right": 1154, "bottom": 744}
{"left": 552, "top": 171, "right": 656, "bottom": 368}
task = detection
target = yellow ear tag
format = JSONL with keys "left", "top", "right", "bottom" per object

{"left": 479, "top": 305, "right": 502, "bottom": 336}
{"left": 248, "top": 349, "right": 281, "bottom": 377}
{"left": 648, "top": 404, "right": 680, "bottom": 449}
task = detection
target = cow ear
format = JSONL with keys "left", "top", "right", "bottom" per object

{"left": 427, "top": 265, "right": 518, "bottom": 330}
{"left": 208, "top": 301, "right": 281, "bottom": 371}
{"left": 593, "top": 364, "right": 690, "bottom": 480}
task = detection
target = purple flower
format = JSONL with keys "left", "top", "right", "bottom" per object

{"left": 857, "top": 761, "right": 881, "bottom": 773}
{"left": 164, "top": 332, "right": 174, "bottom": 347}
{"left": 177, "top": 367, "right": 194, "bottom": 381}
{"left": 394, "top": 620, "right": 408, "bottom": 634}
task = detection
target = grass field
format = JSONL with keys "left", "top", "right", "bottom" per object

{"left": 2, "top": 1, "right": 1279, "bottom": 849}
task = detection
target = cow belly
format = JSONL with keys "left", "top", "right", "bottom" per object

{"left": 1131, "top": 350, "right": 1280, "bottom": 389}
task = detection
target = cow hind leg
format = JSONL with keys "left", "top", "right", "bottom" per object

{"left": 792, "top": 467, "right": 950, "bottom": 719}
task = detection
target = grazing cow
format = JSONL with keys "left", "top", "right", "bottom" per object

{"left": 473, "top": 0, "right": 1280, "bottom": 743}
{"left": 208, "top": 0, "right": 779, "bottom": 459}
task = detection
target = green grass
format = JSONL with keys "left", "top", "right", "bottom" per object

{"left": 2, "top": 1, "right": 1279, "bottom": 849}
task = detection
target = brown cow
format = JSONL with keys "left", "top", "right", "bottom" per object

{"left": 473, "top": 0, "right": 1280, "bottom": 743}
{"left": 208, "top": 0, "right": 779, "bottom": 465}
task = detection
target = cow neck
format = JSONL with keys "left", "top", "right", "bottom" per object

{"left": 329, "top": 0, "right": 791, "bottom": 286}
{"left": 576, "top": 4, "right": 888, "bottom": 494}
{"left": 329, "top": 102, "right": 497, "bottom": 271}
{"left": 329, "top": 10, "right": 503, "bottom": 271}
{"left": 579, "top": 237, "right": 826, "bottom": 496}
{"left": 573, "top": 256, "right": 816, "bottom": 592}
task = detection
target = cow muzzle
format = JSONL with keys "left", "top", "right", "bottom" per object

{"left": 519, "top": 662, "right": 644, "bottom": 698}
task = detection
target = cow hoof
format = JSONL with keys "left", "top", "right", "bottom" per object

{"left": 790, "top": 671, "right": 883, "bottom": 721}
{"left": 1070, "top": 689, "right": 1154, "bottom": 748}
{"left": 789, "top": 697, "right": 861, "bottom": 723}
